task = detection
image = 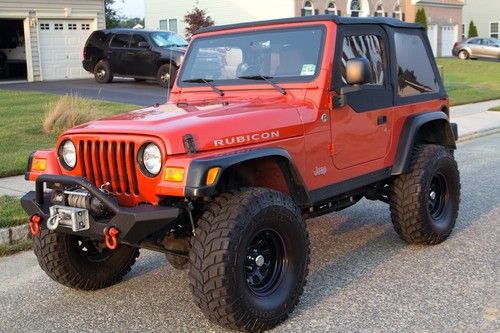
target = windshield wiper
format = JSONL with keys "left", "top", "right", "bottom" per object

{"left": 182, "top": 78, "right": 224, "bottom": 96}
{"left": 237, "top": 75, "right": 286, "bottom": 95}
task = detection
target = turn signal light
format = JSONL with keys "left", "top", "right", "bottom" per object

{"left": 32, "top": 158, "right": 47, "bottom": 171}
{"left": 164, "top": 167, "right": 185, "bottom": 182}
{"left": 206, "top": 167, "right": 220, "bottom": 185}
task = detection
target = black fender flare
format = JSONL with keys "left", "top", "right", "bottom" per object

{"left": 184, "top": 147, "right": 311, "bottom": 207}
{"left": 392, "top": 111, "right": 457, "bottom": 175}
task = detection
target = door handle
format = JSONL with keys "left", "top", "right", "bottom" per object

{"left": 377, "top": 115, "right": 387, "bottom": 125}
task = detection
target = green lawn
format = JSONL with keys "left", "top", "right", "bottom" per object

{"left": 0, "top": 90, "right": 138, "bottom": 177}
{"left": 0, "top": 240, "right": 32, "bottom": 256}
{"left": 0, "top": 195, "right": 28, "bottom": 228}
{"left": 437, "top": 58, "right": 500, "bottom": 106}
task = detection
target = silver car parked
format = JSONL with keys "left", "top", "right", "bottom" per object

{"left": 452, "top": 37, "right": 500, "bottom": 60}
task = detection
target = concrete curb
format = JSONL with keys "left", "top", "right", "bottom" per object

{"left": 0, "top": 224, "right": 31, "bottom": 246}
{"left": 457, "top": 127, "right": 500, "bottom": 144}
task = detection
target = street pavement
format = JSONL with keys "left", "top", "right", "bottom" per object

{"left": 0, "top": 132, "right": 498, "bottom": 333}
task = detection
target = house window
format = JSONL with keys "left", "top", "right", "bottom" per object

{"left": 326, "top": 2, "right": 337, "bottom": 15}
{"left": 168, "top": 19, "right": 178, "bottom": 33}
{"left": 68, "top": 23, "right": 77, "bottom": 30}
{"left": 159, "top": 19, "right": 168, "bottom": 31}
{"left": 82, "top": 23, "right": 90, "bottom": 30}
{"left": 491, "top": 22, "right": 499, "bottom": 38}
{"left": 160, "top": 19, "right": 178, "bottom": 33}
{"left": 40, "top": 23, "right": 50, "bottom": 30}
{"left": 303, "top": 1, "right": 314, "bottom": 16}
{"left": 375, "top": 4, "right": 384, "bottom": 17}
{"left": 54, "top": 23, "right": 63, "bottom": 30}
{"left": 350, "top": 0, "right": 361, "bottom": 17}
{"left": 393, "top": 5, "right": 401, "bottom": 20}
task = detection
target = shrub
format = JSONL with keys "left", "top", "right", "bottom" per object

{"left": 468, "top": 20, "right": 478, "bottom": 38}
{"left": 43, "top": 94, "right": 99, "bottom": 134}
{"left": 415, "top": 7, "right": 428, "bottom": 30}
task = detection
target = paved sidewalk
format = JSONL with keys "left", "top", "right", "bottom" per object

{"left": 451, "top": 99, "right": 500, "bottom": 141}
{"left": 0, "top": 99, "right": 499, "bottom": 197}
{"left": 0, "top": 175, "right": 33, "bottom": 197}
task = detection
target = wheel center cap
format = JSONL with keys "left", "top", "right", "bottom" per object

{"left": 255, "top": 255, "right": 265, "bottom": 267}
{"left": 430, "top": 191, "right": 437, "bottom": 200}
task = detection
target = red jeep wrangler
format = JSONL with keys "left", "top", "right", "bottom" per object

{"left": 22, "top": 16, "right": 460, "bottom": 331}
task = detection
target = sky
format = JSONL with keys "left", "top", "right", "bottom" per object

{"left": 111, "top": 0, "right": 145, "bottom": 18}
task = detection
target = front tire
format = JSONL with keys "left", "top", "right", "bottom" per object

{"left": 93, "top": 60, "right": 113, "bottom": 83}
{"left": 33, "top": 229, "right": 139, "bottom": 290}
{"left": 189, "top": 188, "right": 310, "bottom": 331}
{"left": 390, "top": 144, "right": 460, "bottom": 244}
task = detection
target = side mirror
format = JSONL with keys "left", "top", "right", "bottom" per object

{"left": 345, "top": 58, "right": 372, "bottom": 85}
{"left": 138, "top": 41, "right": 150, "bottom": 49}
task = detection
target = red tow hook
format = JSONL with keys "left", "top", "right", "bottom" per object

{"left": 29, "top": 214, "right": 41, "bottom": 236}
{"left": 103, "top": 226, "right": 119, "bottom": 250}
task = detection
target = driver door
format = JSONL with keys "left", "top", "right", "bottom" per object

{"left": 330, "top": 26, "right": 393, "bottom": 170}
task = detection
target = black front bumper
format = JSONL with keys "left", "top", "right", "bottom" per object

{"left": 21, "top": 175, "right": 180, "bottom": 245}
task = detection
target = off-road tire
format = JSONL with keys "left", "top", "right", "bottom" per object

{"left": 93, "top": 60, "right": 113, "bottom": 83}
{"left": 458, "top": 50, "right": 469, "bottom": 60}
{"left": 157, "top": 63, "right": 177, "bottom": 88}
{"left": 390, "top": 144, "right": 460, "bottom": 244}
{"left": 33, "top": 229, "right": 139, "bottom": 290}
{"left": 189, "top": 188, "right": 310, "bottom": 331}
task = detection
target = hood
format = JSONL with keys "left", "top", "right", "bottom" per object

{"left": 65, "top": 99, "right": 304, "bottom": 155}
{"left": 160, "top": 46, "right": 186, "bottom": 54}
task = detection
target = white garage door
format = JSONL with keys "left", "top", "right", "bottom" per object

{"left": 38, "top": 20, "right": 94, "bottom": 80}
{"left": 441, "top": 25, "right": 458, "bottom": 57}
{"left": 427, "top": 24, "right": 438, "bottom": 57}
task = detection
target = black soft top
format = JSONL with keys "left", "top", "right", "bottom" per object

{"left": 195, "top": 15, "right": 423, "bottom": 35}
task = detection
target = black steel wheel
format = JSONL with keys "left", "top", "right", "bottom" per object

{"left": 245, "top": 229, "right": 285, "bottom": 296}
{"left": 390, "top": 144, "right": 460, "bottom": 244}
{"left": 189, "top": 188, "right": 310, "bottom": 331}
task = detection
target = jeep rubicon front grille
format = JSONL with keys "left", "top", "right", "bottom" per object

{"left": 78, "top": 140, "right": 140, "bottom": 196}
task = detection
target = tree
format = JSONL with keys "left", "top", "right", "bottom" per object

{"left": 184, "top": 7, "right": 214, "bottom": 38}
{"left": 468, "top": 20, "right": 479, "bottom": 38}
{"left": 105, "top": 0, "right": 120, "bottom": 28}
{"left": 414, "top": 7, "right": 428, "bottom": 30}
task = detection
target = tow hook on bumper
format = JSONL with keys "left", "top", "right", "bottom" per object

{"left": 21, "top": 174, "right": 181, "bottom": 246}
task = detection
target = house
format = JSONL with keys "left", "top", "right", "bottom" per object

{"left": 144, "top": 0, "right": 463, "bottom": 57}
{"left": 0, "top": 0, "right": 104, "bottom": 82}
{"left": 462, "top": 0, "right": 499, "bottom": 40}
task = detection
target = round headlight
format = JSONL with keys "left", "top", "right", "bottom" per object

{"left": 142, "top": 143, "right": 162, "bottom": 176}
{"left": 59, "top": 140, "right": 76, "bottom": 169}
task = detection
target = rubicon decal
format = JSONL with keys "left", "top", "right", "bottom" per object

{"left": 214, "top": 130, "right": 280, "bottom": 147}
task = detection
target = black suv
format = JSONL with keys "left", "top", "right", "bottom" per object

{"left": 82, "top": 29, "right": 187, "bottom": 87}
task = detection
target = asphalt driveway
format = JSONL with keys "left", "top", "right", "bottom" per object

{"left": 0, "top": 78, "right": 167, "bottom": 106}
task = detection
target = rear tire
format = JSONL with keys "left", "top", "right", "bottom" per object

{"left": 157, "top": 63, "right": 177, "bottom": 88}
{"left": 33, "top": 229, "right": 139, "bottom": 290}
{"left": 458, "top": 50, "right": 469, "bottom": 60}
{"left": 389, "top": 144, "right": 460, "bottom": 245}
{"left": 93, "top": 60, "right": 113, "bottom": 83}
{"left": 189, "top": 188, "right": 310, "bottom": 331}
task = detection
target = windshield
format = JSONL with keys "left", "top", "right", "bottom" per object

{"left": 151, "top": 32, "right": 188, "bottom": 47}
{"left": 179, "top": 26, "right": 325, "bottom": 85}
